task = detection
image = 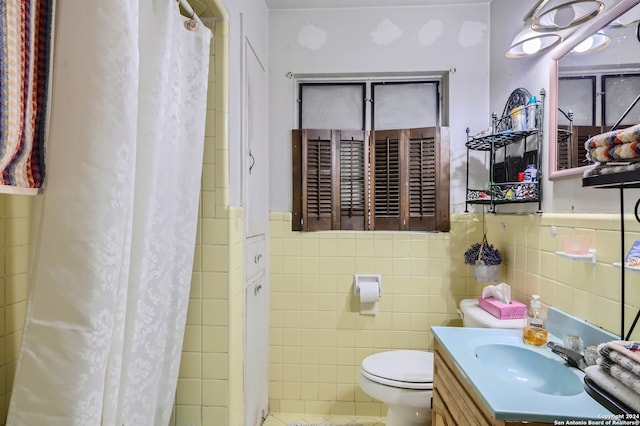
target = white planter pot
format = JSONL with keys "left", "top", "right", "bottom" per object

{"left": 472, "top": 264, "right": 500, "bottom": 282}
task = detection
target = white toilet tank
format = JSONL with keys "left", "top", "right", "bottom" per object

{"left": 459, "top": 299, "right": 524, "bottom": 329}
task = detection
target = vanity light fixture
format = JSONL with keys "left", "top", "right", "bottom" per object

{"left": 609, "top": 3, "right": 640, "bottom": 27}
{"left": 505, "top": 26, "right": 562, "bottom": 58}
{"left": 530, "top": 0, "right": 605, "bottom": 32}
{"left": 570, "top": 30, "right": 611, "bottom": 54}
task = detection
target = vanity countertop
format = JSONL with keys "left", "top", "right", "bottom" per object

{"left": 432, "top": 326, "right": 615, "bottom": 423}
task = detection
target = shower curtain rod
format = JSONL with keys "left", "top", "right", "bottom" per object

{"left": 178, "top": 0, "right": 204, "bottom": 27}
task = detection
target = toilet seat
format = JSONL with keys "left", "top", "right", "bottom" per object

{"left": 361, "top": 350, "right": 433, "bottom": 390}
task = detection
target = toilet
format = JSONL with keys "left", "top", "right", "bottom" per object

{"left": 359, "top": 298, "right": 523, "bottom": 426}
{"left": 359, "top": 350, "right": 433, "bottom": 426}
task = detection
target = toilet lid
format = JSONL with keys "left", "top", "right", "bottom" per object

{"left": 361, "top": 350, "right": 433, "bottom": 390}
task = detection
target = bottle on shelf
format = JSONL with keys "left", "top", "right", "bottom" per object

{"left": 523, "top": 294, "right": 548, "bottom": 346}
{"left": 526, "top": 96, "right": 537, "bottom": 129}
{"left": 523, "top": 164, "right": 537, "bottom": 183}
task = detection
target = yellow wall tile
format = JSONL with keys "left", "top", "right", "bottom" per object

{"left": 203, "top": 353, "right": 229, "bottom": 379}
{"left": 267, "top": 212, "right": 640, "bottom": 416}
{"left": 202, "top": 379, "right": 229, "bottom": 406}
{"left": 176, "top": 378, "right": 202, "bottom": 405}
{"left": 180, "top": 352, "right": 202, "bottom": 379}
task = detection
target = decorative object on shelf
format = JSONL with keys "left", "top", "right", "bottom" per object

{"left": 465, "top": 88, "right": 545, "bottom": 213}
{"left": 464, "top": 233, "right": 503, "bottom": 283}
{"left": 561, "top": 235, "right": 592, "bottom": 255}
{"left": 466, "top": 182, "right": 539, "bottom": 203}
{"left": 625, "top": 240, "right": 640, "bottom": 268}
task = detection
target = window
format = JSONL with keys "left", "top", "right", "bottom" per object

{"left": 372, "top": 82, "right": 439, "bottom": 130}
{"left": 558, "top": 76, "right": 596, "bottom": 170}
{"left": 558, "top": 76, "right": 596, "bottom": 126}
{"left": 557, "top": 73, "right": 640, "bottom": 170}
{"left": 603, "top": 73, "right": 640, "bottom": 128}
{"left": 292, "top": 79, "right": 449, "bottom": 232}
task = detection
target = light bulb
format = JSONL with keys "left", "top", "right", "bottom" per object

{"left": 554, "top": 5, "right": 576, "bottom": 27}
{"left": 573, "top": 36, "right": 594, "bottom": 53}
{"left": 522, "top": 37, "right": 542, "bottom": 54}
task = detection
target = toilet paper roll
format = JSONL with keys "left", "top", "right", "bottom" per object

{"left": 359, "top": 281, "right": 380, "bottom": 315}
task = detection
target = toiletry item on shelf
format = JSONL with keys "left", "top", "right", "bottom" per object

{"left": 523, "top": 294, "right": 547, "bottom": 346}
{"left": 511, "top": 106, "right": 526, "bottom": 131}
{"left": 523, "top": 164, "right": 537, "bottom": 183}
{"left": 526, "top": 96, "right": 537, "bottom": 129}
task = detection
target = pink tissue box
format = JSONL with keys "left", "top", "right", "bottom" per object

{"left": 478, "top": 296, "right": 527, "bottom": 320}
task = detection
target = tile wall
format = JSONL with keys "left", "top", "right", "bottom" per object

{"left": 0, "top": 195, "right": 33, "bottom": 424}
{"left": 173, "top": 14, "right": 243, "bottom": 426}
{"left": 268, "top": 211, "right": 640, "bottom": 416}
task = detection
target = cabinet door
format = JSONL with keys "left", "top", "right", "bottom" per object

{"left": 245, "top": 235, "right": 266, "bottom": 286}
{"left": 432, "top": 389, "right": 454, "bottom": 426}
{"left": 245, "top": 41, "right": 269, "bottom": 238}
{"left": 245, "top": 275, "right": 269, "bottom": 425}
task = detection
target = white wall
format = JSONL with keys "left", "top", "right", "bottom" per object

{"left": 268, "top": 4, "right": 492, "bottom": 213}
{"left": 264, "top": 0, "right": 640, "bottom": 216}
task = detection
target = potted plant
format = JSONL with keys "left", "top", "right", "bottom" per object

{"left": 464, "top": 234, "right": 503, "bottom": 282}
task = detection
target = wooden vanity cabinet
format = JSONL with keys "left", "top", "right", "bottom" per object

{"left": 433, "top": 340, "right": 550, "bottom": 426}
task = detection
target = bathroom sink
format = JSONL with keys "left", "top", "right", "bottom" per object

{"left": 474, "top": 344, "right": 584, "bottom": 396}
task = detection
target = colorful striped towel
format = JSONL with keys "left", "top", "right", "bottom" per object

{"left": 0, "top": 0, "right": 54, "bottom": 193}
{"left": 585, "top": 124, "right": 640, "bottom": 163}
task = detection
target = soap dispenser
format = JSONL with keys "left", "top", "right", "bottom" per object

{"left": 523, "top": 294, "right": 547, "bottom": 346}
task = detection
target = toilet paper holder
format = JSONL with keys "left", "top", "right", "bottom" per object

{"left": 353, "top": 274, "right": 382, "bottom": 296}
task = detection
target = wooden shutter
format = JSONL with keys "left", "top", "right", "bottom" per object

{"left": 371, "top": 127, "right": 449, "bottom": 231}
{"left": 558, "top": 125, "right": 600, "bottom": 170}
{"left": 371, "top": 129, "right": 404, "bottom": 230}
{"left": 294, "top": 127, "right": 449, "bottom": 232}
{"left": 292, "top": 129, "right": 368, "bottom": 231}
{"left": 557, "top": 125, "right": 571, "bottom": 170}
{"left": 408, "top": 127, "right": 449, "bottom": 231}
{"left": 339, "top": 130, "right": 369, "bottom": 230}
{"left": 574, "top": 125, "right": 603, "bottom": 168}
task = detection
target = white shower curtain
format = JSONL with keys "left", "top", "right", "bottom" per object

{"left": 7, "top": 1, "right": 210, "bottom": 425}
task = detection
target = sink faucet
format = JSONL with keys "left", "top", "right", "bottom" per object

{"left": 547, "top": 342, "right": 587, "bottom": 371}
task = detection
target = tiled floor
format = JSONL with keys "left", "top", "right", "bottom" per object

{"left": 263, "top": 413, "right": 386, "bottom": 426}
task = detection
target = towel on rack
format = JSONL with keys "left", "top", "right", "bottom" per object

{"left": 585, "top": 365, "right": 640, "bottom": 413}
{"left": 595, "top": 341, "right": 640, "bottom": 399}
{"left": 599, "top": 359, "right": 640, "bottom": 394}
{"left": 599, "top": 341, "right": 640, "bottom": 377}
{"left": 585, "top": 124, "right": 640, "bottom": 163}
{"left": 0, "top": 0, "right": 54, "bottom": 194}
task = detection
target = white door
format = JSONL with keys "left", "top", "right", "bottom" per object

{"left": 243, "top": 37, "right": 269, "bottom": 425}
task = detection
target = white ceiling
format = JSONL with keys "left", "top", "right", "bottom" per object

{"left": 265, "top": 0, "right": 491, "bottom": 10}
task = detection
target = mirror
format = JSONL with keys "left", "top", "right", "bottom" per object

{"left": 548, "top": 0, "right": 640, "bottom": 179}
